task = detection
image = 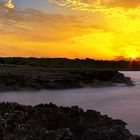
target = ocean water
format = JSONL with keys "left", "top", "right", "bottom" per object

{"left": 0, "top": 71, "right": 140, "bottom": 134}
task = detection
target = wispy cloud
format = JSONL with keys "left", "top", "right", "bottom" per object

{"left": 0, "top": 6, "right": 110, "bottom": 58}
{"left": 48, "top": 0, "right": 140, "bottom": 10}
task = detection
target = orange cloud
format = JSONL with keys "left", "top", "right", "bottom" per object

{"left": 107, "top": 0, "right": 140, "bottom": 8}
{"left": 0, "top": 7, "right": 111, "bottom": 59}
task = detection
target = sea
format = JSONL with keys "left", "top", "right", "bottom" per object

{"left": 0, "top": 71, "right": 140, "bottom": 134}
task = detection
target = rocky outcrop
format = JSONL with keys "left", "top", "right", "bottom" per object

{"left": 0, "top": 102, "right": 139, "bottom": 140}
{"left": 0, "top": 64, "right": 134, "bottom": 91}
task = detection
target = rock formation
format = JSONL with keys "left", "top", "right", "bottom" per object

{"left": 0, "top": 102, "right": 139, "bottom": 140}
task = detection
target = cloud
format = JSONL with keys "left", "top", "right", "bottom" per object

{"left": 108, "top": 0, "right": 140, "bottom": 8}
{"left": 47, "top": 0, "right": 140, "bottom": 18}
{"left": 115, "top": 56, "right": 126, "bottom": 60}
{"left": 0, "top": 3, "right": 115, "bottom": 59}
{"left": 5, "top": 0, "right": 15, "bottom": 9}
{"left": 82, "top": 0, "right": 140, "bottom": 8}
{"left": 0, "top": 0, "right": 14, "bottom": 9}
{"left": 0, "top": 7, "right": 106, "bottom": 42}
{"left": 48, "top": 0, "right": 140, "bottom": 10}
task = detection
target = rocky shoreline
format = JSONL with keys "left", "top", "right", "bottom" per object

{"left": 0, "top": 64, "right": 134, "bottom": 91}
{"left": 0, "top": 102, "right": 139, "bottom": 140}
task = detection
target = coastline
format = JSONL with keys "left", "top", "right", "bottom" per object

{"left": 0, "top": 63, "right": 137, "bottom": 139}
{"left": 0, "top": 64, "right": 134, "bottom": 91}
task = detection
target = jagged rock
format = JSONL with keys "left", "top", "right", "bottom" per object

{"left": 0, "top": 102, "right": 138, "bottom": 140}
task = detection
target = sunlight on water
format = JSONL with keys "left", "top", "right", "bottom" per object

{"left": 0, "top": 71, "right": 140, "bottom": 134}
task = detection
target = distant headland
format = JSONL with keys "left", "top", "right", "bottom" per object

{"left": 0, "top": 57, "right": 135, "bottom": 91}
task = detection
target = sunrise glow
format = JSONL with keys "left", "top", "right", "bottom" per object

{"left": 0, "top": 0, "right": 140, "bottom": 60}
{"left": 131, "top": 54, "right": 136, "bottom": 60}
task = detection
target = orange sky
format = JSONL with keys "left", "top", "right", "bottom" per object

{"left": 1, "top": 0, "right": 140, "bottom": 60}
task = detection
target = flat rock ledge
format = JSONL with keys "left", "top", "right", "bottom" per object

{"left": 0, "top": 65, "right": 135, "bottom": 91}
{"left": 0, "top": 102, "right": 139, "bottom": 140}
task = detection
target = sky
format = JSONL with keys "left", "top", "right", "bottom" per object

{"left": 0, "top": 0, "right": 140, "bottom": 60}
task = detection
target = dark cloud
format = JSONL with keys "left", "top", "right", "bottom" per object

{"left": 115, "top": 56, "right": 126, "bottom": 60}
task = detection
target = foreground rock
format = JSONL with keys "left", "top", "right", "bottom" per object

{"left": 0, "top": 64, "right": 134, "bottom": 91}
{"left": 0, "top": 102, "right": 139, "bottom": 140}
